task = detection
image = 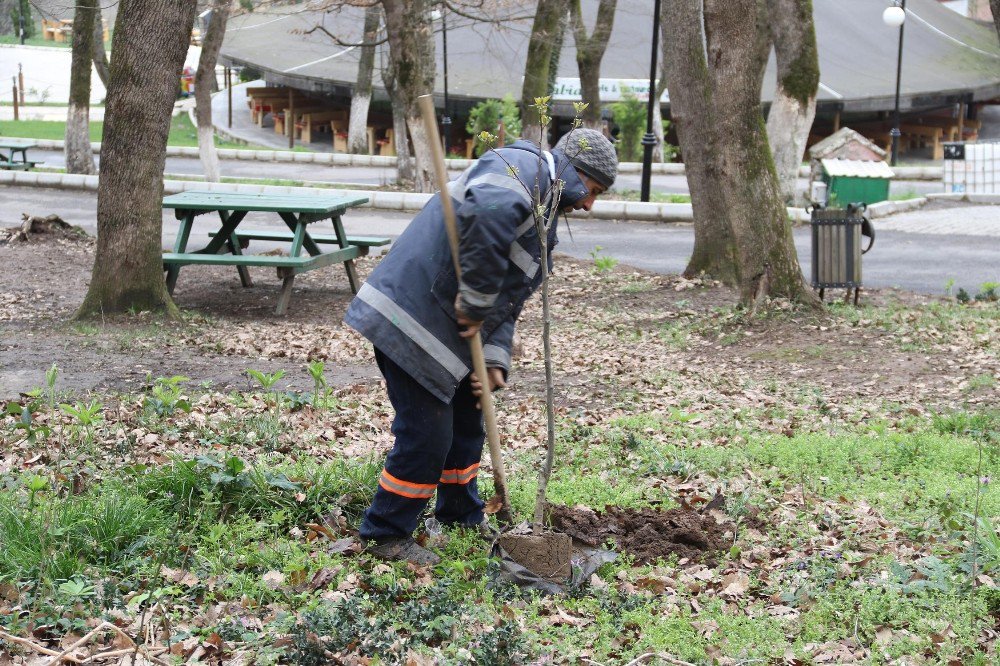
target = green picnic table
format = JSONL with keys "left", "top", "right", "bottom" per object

{"left": 162, "top": 191, "right": 385, "bottom": 315}
{"left": 0, "top": 139, "right": 40, "bottom": 170}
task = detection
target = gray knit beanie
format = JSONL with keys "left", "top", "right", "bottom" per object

{"left": 554, "top": 128, "right": 618, "bottom": 189}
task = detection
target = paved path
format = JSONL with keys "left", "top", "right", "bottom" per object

{"left": 2, "top": 186, "right": 996, "bottom": 296}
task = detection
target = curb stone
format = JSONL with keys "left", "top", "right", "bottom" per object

{"left": 1, "top": 170, "right": 703, "bottom": 221}
{"left": 1, "top": 135, "right": 944, "bottom": 180}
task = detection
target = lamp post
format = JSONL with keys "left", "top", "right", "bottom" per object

{"left": 640, "top": 0, "right": 662, "bottom": 202}
{"left": 883, "top": 0, "right": 906, "bottom": 167}
{"left": 433, "top": 6, "right": 451, "bottom": 156}
{"left": 17, "top": 0, "right": 26, "bottom": 45}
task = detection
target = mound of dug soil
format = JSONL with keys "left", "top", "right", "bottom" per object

{"left": 547, "top": 503, "right": 733, "bottom": 565}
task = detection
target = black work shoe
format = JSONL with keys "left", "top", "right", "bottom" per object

{"left": 365, "top": 538, "right": 441, "bottom": 566}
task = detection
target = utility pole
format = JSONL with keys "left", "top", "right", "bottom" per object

{"left": 640, "top": 0, "right": 662, "bottom": 201}
{"left": 18, "top": 0, "right": 27, "bottom": 45}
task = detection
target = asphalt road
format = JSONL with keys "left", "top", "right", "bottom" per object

{"left": 2, "top": 186, "right": 997, "bottom": 296}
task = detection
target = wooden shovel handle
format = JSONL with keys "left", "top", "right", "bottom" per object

{"left": 417, "top": 95, "right": 512, "bottom": 524}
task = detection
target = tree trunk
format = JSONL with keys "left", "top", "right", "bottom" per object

{"left": 381, "top": 0, "right": 435, "bottom": 192}
{"left": 652, "top": 75, "right": 667, "bottom": 162}
{"left": 521, "top": 0, "right": 568, "bottom": 143}
{"left": 65, "top": 0, "right": 97, "bottom": 175}
{"left": 990, "top": 0, "right": 1000, "bottom": 44}
{"left": 77, "top": 0, "right": 198, "bottom": 319}
{"left": 570, "top": 0, "right": 616, "bottom": 129}
{"left": 662, "top": 0, "right": 816, "bottom": 306}
{"left": 0, "top": 1, "right": 13, "bottom": 34}
{"left": 382, "top": 55, "right": 414, "bottom": 184}
{"left": 195, "top": 0, "right": 229, "bottom": 183}
{"left": 348, "top": 4, "right": 380, "bottom": 154}
{"left": 92, "top": 12, "right": 111, "bottom": 90}
{"left": 765, "top": 0, "right": 819, "bottom": 204}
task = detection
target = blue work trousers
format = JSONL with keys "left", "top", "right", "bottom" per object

{"left": 359, "top": 348, "right": 487, "bottom": 541}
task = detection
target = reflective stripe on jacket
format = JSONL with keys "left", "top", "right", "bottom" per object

{"left": 344, "top": 140, "right": 590, "bottom": 403}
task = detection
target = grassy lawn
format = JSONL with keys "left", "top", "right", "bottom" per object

{"left": 0, "top": 115, "right": 257, "bottom": 149}
{"left": 0, "top": 34, "right": 112, "bottom": 49}
{"left": 609, "top": 190, "right": 692, "bottom": 204}
{"left": 0, "top": 257, "right": 997, "bottom": 663}
{"left": 0, "top": 35, "right": 70, "bottom": 48}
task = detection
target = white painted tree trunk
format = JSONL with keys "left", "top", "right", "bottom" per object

{"left": 65, "top": 0, "right": 96, "bottom": 175}
{"left": 652, "top": 100, "right": 664, "bottom": 163}
{"left": 766, "top": 86, "right": 816, "bottom": 204}
{"left": 406, "top": 111, "right": 434, "bottom": 193}
{"left": 347, "top": 5, "right": 379, "bottom": 155}
{"left": 197, "top": 123, "right": 220, "bottom": 182}
{"left": 65, "top": 103, "right": 96, "bottom": 175}
{"left": 348, "top": 92, "right": 372, "bottom": 154}
{"left": 194, "top": 0, "right": 228, "bottom": 183}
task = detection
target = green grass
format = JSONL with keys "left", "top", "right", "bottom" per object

{"left": 890, "top": 187, "right": 924, "bottom": 201}
{"left": 611, "top": 190, "right": 692, "bottom": 204}
{"left": 0, "top": 115, "right": 260, "bottom": 149}
{"left": 0, "top": 34, "right": 70, "bottom": 48}
{"left": 1, "top": 378, "right": 997, "bottom": 662}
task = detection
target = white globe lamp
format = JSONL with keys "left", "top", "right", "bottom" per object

{"left": 882, "top": 6, "right": 905, "bottom": 28}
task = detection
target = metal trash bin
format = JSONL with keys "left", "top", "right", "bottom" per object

{"left": 810, "top": 202, "right": 875, "bottom": 304}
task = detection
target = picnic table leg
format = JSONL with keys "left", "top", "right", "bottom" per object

{"left": 331, "top": 215, "right": 360, "bottom": 294}
{"left": 269, "top": 215, "right": 310, "bottom": 315}
{"left": 200, "top": 210, "right": 248, "bottom": 254}
{"left": 219, "top": 210, "right": 254, "bottom": 288}
{"left": 278, "top": 212, "right": 322, "bottom": 256}
{"left": 275, "top": 268, "right": 295, "bottom": 315}
{"left": 165, "top": 211, "right": 195, "bottom": 294}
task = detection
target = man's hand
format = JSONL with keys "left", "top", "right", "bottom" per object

{"left": 470, "top": 367, "right": 506, "bottom": 409}
{"left": 454, "top": 296, "right": 483, "bottom": 339}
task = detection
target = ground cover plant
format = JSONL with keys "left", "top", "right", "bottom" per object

{"left": 0, "top": 227, "right": 998, "bottom": 664}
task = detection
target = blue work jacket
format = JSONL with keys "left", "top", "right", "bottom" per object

{"left": 344, "top": 140, "right": 591, "bottom": 403}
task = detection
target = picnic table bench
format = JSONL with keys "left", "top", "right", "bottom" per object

{"left": 0, "top": 140, "right": 40, "bottom": 171}
{"left": 162, "top": 191, "right": 382, "bottom": 314}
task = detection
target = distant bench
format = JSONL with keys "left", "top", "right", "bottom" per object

{"left": 0, "top": 140, "right": 40, "bottom": 171}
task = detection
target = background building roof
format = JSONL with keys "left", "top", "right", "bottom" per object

{"left": 219, "top": 0, "right": 1000, "bottom": 113}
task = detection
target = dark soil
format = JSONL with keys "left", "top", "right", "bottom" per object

{"left": 547, "top": 503, "right": 733, "bottom": 565}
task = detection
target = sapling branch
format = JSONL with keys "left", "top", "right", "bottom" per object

{"left": 532, "top": 178, "right": 564, "bottom": 532}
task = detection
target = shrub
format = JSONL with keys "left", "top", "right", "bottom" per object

{"left": 610, "top": 91, "right": 645, "bottom": 162}
{"left": 466, "top": 95, "right": 522, "bottom": 157}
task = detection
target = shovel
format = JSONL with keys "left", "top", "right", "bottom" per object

{"left": 417, "top": 97, "right": 577, "bottom": 585}
{"left": 417, "top": 95, "right": 513, "bottom": 525}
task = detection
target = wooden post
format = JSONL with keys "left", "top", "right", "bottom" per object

{"left": 17, "top": 64, "right": 25, "bottom": 105}
{"left": 288, "top": 88, "right": 294, "bottom": 149}
{"left": 833, "top": 109, "right": 841, "bottom": 133}
{"left": 11, "top": 78, "right": 18, "bottom": 121}
{"left": 226, "top": 67, "right": 232, "bottom": 128}
{"left": 957, "top": 102, "right": 965, "bottom": 141}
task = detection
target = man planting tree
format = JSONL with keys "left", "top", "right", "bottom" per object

{"left": 344, "top": 129, "right": 618, "bottom": 565}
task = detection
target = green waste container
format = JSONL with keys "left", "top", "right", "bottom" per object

{"left": 820, "top": 158, "right": 894, "bottom": 206}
